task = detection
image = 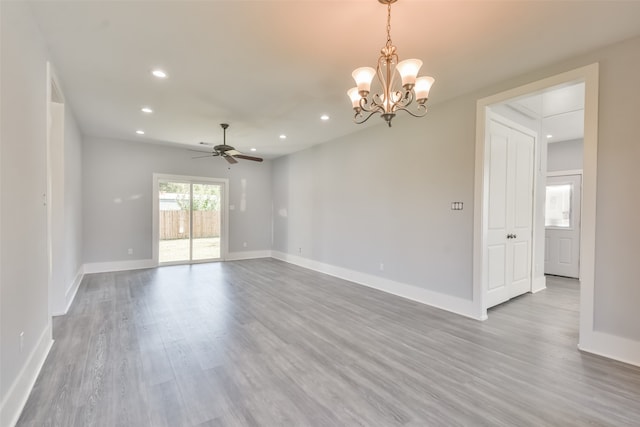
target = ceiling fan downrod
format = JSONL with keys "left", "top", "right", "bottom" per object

{"left": 220, "top": 123, "right": 229, "bottom": 145}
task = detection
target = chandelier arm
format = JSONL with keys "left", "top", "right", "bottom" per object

{"left": 369, "top": 93, "right": 387, "bottom": 111}
{"left": 388, "top": 88, "right": 427, "bottom": 117}
{"left": 376, "top": 52, "right": 399, "bottom": 115}
{"left": 392, "top": 103, "right": 428, "bottom": 118}
{"left": 358, "top": 96, "right": 385, "bottom": 114}
{"left": 354, "top": 109, "right": 380, "bottom": 124}
{"left": 388, "top": 53, "right": 399, "bottom": 101}
{"left": 373, "top": 60, "right": 387, "bottom": 114}
{"left": 389, "top": 89, "right": 413, "bottom": 112}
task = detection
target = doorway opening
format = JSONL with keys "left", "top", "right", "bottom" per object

{"left": 496, "top": 82, "right": 585, "bottom": 282}
{"left": 473, "top": 64, "right": 599, "bottom": 350}
{"left": 153, "top": 174, "right": 228, "bottom": 265}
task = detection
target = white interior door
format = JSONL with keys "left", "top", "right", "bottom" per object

{"left": 544, "top": 174, "right": 581, "bottom": 278}
{"left": 486, "top": 117, "right": 535, "bottom": 308}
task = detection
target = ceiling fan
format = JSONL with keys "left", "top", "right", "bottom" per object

{"left": 193, "top": 123, "right": 263, "bottom": 164}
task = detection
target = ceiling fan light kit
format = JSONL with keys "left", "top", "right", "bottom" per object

{"left": 347, "top": 0, "right": 435, "bottom": 127}
{"left": 193, "top": 123, "right": 263, "bottom": 164}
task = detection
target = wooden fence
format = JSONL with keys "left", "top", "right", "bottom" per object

{"left": 159, "top": 210, "right": 220, "bottom": 239}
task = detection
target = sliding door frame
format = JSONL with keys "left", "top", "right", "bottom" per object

{"left": 152, "top": 173, "right": 229, "bottom": 265}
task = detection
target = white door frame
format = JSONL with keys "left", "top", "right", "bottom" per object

{"left": 547, "top": 169, "right": 583, "bottom": 178}
{"left": 46, "top": 62, "right": 66, "bottom": 318}
{"left": 152, "top": 173, "right": 229, "bottom": 265}
{"left": 473, "top": 63, "right": 599, "bottom": 351}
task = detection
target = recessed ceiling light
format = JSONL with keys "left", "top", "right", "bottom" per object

{"left": 320, "top": 114, "right": 330, "bottom": 121}
{"left": 141, "top": 107, "right": 153, "bottom": 114}
{"left": 546, "top": 134, "right": 553, "bottom": 138}
{"left": 151, "top": 69, "right": 167, "bottom": 79}
{"left": 136, "top": 130, "right": 145, "bottom": 135}
{"left": 250, "top": 148, "right": 257, "bottom": 152}
{"left": 279, "top": 134, "right": 287, "bottom": 139}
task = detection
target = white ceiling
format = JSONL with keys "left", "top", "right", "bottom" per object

{"left": 509, "top": 83, "right": 585, "bottom": 142}
{"left": 27, "top": 1, "right": 640, "bottom": 158}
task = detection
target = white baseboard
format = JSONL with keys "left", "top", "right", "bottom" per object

{"left": 51, "top": 268, "right": 84, "bottom": 317}
{"left": 83, "top": 259, "right": 155, "bottom": 274}
{"left": 531, "top": 275, "right": 547, "bottom": 293}
{"left": 226, "top": 250, "right": 272, "bottom": 261}
{"left": 579, "top": 330, "right": 640, "bottom": 367}
{"left": 82, "top": 252, "right": 271, "bottom": 274}
{"left": 64, "top": 269, "right": 83, "bottom": 312}
{"left": 0, "top": 323, "right": 53, "bottom": 427}
{"left": 271, "top": 251, "right": 483, "bottom": 320}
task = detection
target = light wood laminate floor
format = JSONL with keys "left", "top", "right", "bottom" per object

{"left": 17, "top": 259, "right": 640, "bottom": 426}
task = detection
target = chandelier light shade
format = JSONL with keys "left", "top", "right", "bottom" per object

{"left": 347, "top": 0, "right": 435, "bottom": 127}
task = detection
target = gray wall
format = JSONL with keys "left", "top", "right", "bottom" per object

{"left": 273, "top": 35, "right": 640, "bottom": 342}
{"left": 586, "top": 38, "right": 640, "bottom": 340}
{"left": 1, "top": 3, "right": 85, "bottom": 416}
{"left": 1, "top": 0, "right": 51, "bottom": 413}
{"left": 82, "top": 137, "right": 272, "bottom": 263}
{"left": 273, "top": 96, "right": 476, "bottom": 299}
{"left": 547, "top": 139, "right": 584, "bottom": 172}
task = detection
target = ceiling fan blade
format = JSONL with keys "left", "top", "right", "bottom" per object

{"left": 224, "top": 155, "right": 238, "bottom": 164}
{"left": 192, "top": 154, "right": 215, "bottom": 159}
{"left": 234, "top": 154, "right": 264, "bottom": 162}
{"left": 225, "top": 149, "right": 241, "bottom": 156}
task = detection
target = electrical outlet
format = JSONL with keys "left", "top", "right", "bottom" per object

{"left": 243, "top": 242, "right": 247, "bottom": 248}
{"left": 128, "top": 248, "right": 133, "bottom": 255}
{"left": 19, "top": 331, "right": 24, "bottom": 353}
{"left": 379, "top": 263, "right": 385, "bottom": 271}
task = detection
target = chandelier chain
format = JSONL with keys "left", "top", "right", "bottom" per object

{"left": 386, "top": 1, "right": 392, "bottom": 47}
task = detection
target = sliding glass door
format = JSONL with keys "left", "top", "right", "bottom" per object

{"left": 156, "top": 176, "right": 226, "bottom": 264}
{"left": 158, "top": 181, "right": 191, "bottom": 263}
{"left": 192, "top": 183, "right": 221, "bottom": 261}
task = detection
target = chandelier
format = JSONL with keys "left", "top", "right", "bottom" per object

{"left": 347, "top": 0, "right": 435, "bottom": 127}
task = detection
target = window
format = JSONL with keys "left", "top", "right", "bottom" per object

{"left": 545, "top": 183, "right": 572, "bottom": 228}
